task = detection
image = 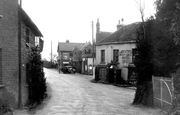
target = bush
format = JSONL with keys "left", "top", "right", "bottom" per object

{"left": 27, "top": 47, "right": 47, "bottom": 108}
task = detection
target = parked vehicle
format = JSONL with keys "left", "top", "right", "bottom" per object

{"left": 62, "top": 65, "right": 76, "bottom": 74}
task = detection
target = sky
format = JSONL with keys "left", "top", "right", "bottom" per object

{"left": 22, "top": 0, "right": 156, "bottom": 60}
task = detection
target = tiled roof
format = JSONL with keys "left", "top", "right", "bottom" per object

{"left": 96, "top": 31, "right": 112, "bottom": 43}
{"left": 80, "top": 42, "right": 91, "bottom": 51}
{"left": 58, "top": 42, "right": 85, "bottom": 52}
{"left": 97, "top": 22, "right": 141, "bottom": 45}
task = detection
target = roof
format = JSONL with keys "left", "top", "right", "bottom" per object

{"left": 97, "top": 22, "right": 141, "bottom": 45}
{"left": 96, "top": 31, "right": 112, "bottom": 43}
{"left": 80, "top": 42, "right": 91, "bottom": 51}
{"left": 57, "top": 42, "right": 85, "bottom": 52}
{"left": 20, "top": 7, "right": 43, "bottom": 37}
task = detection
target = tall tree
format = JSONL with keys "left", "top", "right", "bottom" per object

{"left": 133, "top": 19, "right": 153, "bottom": 106}
{"left": 155, "top": 0, "right": 180, "bottom": 44}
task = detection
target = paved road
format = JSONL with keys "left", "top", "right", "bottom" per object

{"left": 31, "top": 68, "right": 165, "bottom": 115}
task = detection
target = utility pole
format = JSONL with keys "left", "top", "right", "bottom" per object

{"left": 92, "top": 21, "right": 94, "bottom": 67}
{"left": 18, "top": 0, "right": 22, "bottom": 109}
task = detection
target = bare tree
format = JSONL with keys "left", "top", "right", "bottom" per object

{"left": 49, "top": 53, "right": 58, "bottom": 63}
{"left": 135, "top": 0, "right": 146, "bottom": 38}
{"left": 135, "top": 0, "right": 145, "bottom": 23}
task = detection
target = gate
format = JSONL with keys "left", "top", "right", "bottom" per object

{"left": 152, "top": 76, "right": 173, "bottom": 113}
{"left": 98, "top": 65, "right": 107, "bottom": 82}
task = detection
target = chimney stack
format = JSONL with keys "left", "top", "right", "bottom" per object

{"left": 117, "top": 20, "right": 123, "bottom": 30}
{"left": 66, "top": 40, "right": 69, "bottom": 43}
{"left": 96, "top": 18, "right": 100, "bottom": 34}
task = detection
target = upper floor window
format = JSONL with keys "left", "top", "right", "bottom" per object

{"left": 26, "top": 27, "right": 30, "bottom": 43}
{"left": 113, "top": 49, "right": 119, "bottom": 62}
{"left": 101, "top": 50, "right": 105, "bottom": 63}
{"left": 85, "top": 49, "right": 91, "bottom": 54}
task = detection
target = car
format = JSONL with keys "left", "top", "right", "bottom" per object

{"left": 61, "top": 65, "right": 76, "bottom": 74}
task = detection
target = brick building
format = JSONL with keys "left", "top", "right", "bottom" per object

{"left": 57, "top": 40, "right": 85, "bottom": 72}
{"left": 0, "top": 0, "right": 43, "bottom": 108}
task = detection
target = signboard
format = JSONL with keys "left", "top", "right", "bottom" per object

{"left": 120, "top": 50, "right": 132, "bottom": 57}
{"left": 120, "top": 50, "right": 132, "bottom": 67}
{"left": 63, "top": 53, "right": 70, "bottom": 60}
{"left": 63, "top": 62, "right": 69, "bottom": 64}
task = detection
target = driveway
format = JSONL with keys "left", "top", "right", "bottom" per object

{"left": 15, "top": 68, "right": 165, "bottom": 115}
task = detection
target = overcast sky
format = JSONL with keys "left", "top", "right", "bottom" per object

{"left": 22, "top": 0, "right": 156, "bottom": 60}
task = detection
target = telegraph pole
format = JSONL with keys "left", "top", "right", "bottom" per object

{"left": 18, "top": 0, "right": 22, "bottom": 108}
{"left": 92, "top": 21, "right": 94, "bottom": 67}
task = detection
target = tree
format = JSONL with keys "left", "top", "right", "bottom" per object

{"left": 155, "top": 0, "right": 180, "bottom": 114}
{"left": 27, "top": 47, "right": 47, "bottom": 108}
{"left": 155, "top": 0, "right": 180, "bottom": 44}
{"left": 135, "top": 0, "right": 145, "bottom": 23}
{"left": 133, "top": 19, "right": 153, "bottom": 106}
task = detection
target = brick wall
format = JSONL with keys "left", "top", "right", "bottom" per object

{"left": 0, "top": 0, "right": 19, "bottom": 108}
{"left": 0, "top": 0, "right": 39, "bottom": 108}
{"left": 21, "top": 21, "right": 36, "bottom": 105}
{"left": 0, "top": 49, "right": 2, "bottom": 84}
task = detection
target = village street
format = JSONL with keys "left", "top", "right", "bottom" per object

{"left": 15, "top": 68, "right": 165, "bottom": 115}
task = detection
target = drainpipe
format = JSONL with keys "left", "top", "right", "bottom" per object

{"left": 18, "top": 0, "right": 22, "bottom": 108}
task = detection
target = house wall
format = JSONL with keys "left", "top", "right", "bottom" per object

{"left": 96, "top": 43, "right": 136, "bottom": 68}
{"left": 21, "top": 21, "right": 36, "bottom": 106}
{"left": 72, "top": 48, "right": 80, "bottom": 61}
{"left": 81, "top": 44, "right": 93, "bottom": 58}
{"left": 0, "top": 0, "right": 36, "bottom": 108}
{"left": 0, "top": 0, "right": 19, "bottom": 108}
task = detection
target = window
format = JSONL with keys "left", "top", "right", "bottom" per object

{"left": 101, "top": 50, "right": 105, "bottom": 63}
{"left": 26, "top": 27, "right": 30, "bottom": 43}
{"left": 85, "top": 49, "right": 91, "bottom": 54}
{"left": 113, "top": 49, "right": 119, "bottom": 62}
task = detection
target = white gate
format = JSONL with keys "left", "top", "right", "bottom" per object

{"left": 152, "top": 76, "right": 173, "bottom": 113}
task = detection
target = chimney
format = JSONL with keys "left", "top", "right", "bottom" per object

{"left": 117, "top": 20, "right": 123, "bottom": 30}
{"left": 66, "top": 40, "right": 69, "bottom": 43}
{"left": 96, "top": 18, "right": 100, "bottom": 34}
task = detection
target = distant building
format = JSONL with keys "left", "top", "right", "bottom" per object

{"left": 0, "top": 1, "right": 43, "bottom": 108}
{"left": 57, "top": 40, "right": 85, "bottom": 72}
{"left": 80, "top": 42, "right": 93, "bottom": 75}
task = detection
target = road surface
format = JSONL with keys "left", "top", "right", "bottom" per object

{"left": 16, "top": 68, "right": 165, "bottom": 115}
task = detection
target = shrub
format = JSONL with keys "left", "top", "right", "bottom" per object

{"left": 27, "top": 47, "right": 47, "bottom": 108}
{"left": 0, "top": 99, "right": 13, "bottom": 114}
